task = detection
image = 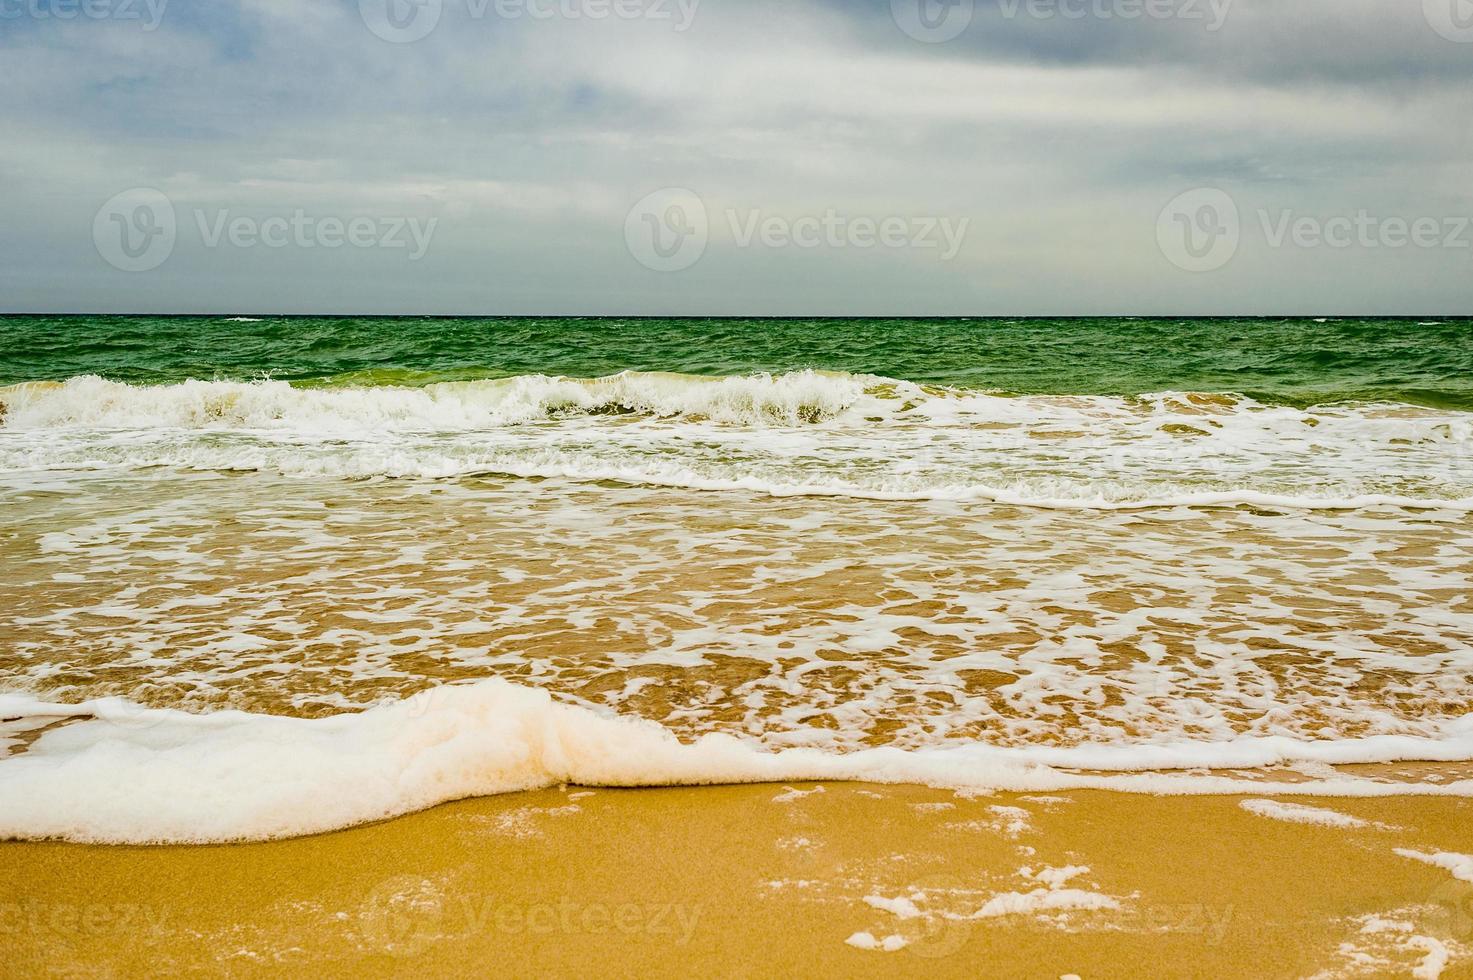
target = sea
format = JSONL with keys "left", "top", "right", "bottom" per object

{"left": 1, "top": 315, "right": 1471, "bottom": 843}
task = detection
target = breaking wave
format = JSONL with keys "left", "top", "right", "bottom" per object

{"left": 1, "top": 371, "right": 1470, "bottom": 509}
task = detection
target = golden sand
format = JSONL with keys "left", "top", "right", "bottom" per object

{"left": 5, "top": 784, "right": 1473, "bottom": 978}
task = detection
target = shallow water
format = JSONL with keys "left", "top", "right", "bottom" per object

{"left": 1, "top": 317, "right": 1470, "bottom": 842}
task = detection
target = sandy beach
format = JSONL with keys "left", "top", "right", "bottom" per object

{"left": 5, "top": 0, "right": 1473, "bottom": 971}
{"left": 4, "top": 319, "right": 1473, "bottom": 977}
{"left": 6, "top": 781, "right": 1473, "bottom": 978}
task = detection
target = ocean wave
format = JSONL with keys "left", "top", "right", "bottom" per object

{"left": 3, "top": 680, "right": 1473, "bottom": 844}
{"left": 0, "top": 370, "right": 881, "bottom": 430}
{"left": 6, "top": 371, "right": 1471, "bottom": 439}
{"left": 2, "top": 372, "right": 1470, "bottom": 509}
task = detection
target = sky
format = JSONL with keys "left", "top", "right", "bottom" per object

{"left": 1, "top": 0, "right": 1471, "bottom": 315}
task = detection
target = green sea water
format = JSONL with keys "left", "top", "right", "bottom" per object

{"left": 3, "top": 315, "right": 1471, "bottom": 408}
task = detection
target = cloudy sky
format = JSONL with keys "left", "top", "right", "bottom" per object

{"left": 1, "top": 0, "right": 1471, "bottom": 315}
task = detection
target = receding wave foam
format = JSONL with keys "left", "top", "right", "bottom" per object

{"left": 3, "top": 680, "right": 1473, "bottom": 844}
{"left": 2, "top": 371, "right": 1470, "bottom": 508}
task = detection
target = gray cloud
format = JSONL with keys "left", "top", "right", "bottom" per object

{"left": 1, "top": 0, "right": 1470, "bottom": 314}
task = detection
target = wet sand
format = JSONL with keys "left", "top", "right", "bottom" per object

{"left": 5, "top": 784, "right": 1473, "bottom": 978}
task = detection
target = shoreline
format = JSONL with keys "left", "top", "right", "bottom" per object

{"left": 9, "top": 674, "right": 1473, "bottom": 847}
{"left": 6, "top": 783, "right": 1472, "bottom": 978}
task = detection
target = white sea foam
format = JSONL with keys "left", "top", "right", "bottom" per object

{"left": 5, "top": 680, "right": 1473, "bottom": 845}
{"left": 863, "top": 893, "right": 925, "bottom": 919}
{"left": 2, "top": 373, "right": 1469, "bottom": 508}
{"left": 773, "top": 785, "right": 825, "bottom": 803}
{"left": 0, "top": 371, "right": 875, "bottom": 430}
{"left": 5, "top": 472, "right": 1469, "bottom": 757}
{"left": 845, "top": 931, "right": 909, "bottom": 952}
{"left": 1394, "top": 849, "right": 1473, "bottom": 883}
{"left": 971, "top": 888, "right": 1118, "bottom": 919}
{"left": 4, "top": 372, "right": 1472, "bottom": 846}
{"left": 1319, "top": 914, "right": 1462, "bottom": 980}
{"left": 1026, "top": 865, "right": 1090, "bottom": 889}
{"left": 961, "top": 865, "right": 1118, "bottom": 920}
{"left": 1238, "top": 800, "right": 1378, "bottom": 829}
